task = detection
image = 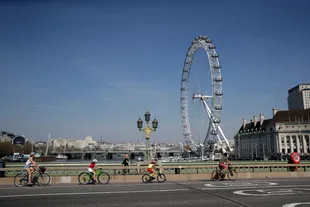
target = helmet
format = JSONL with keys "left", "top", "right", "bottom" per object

{"left": 92, "top": 159, "right": 98, "bottom": 163}
{"left": 30, "top": 152, "right": 35, "bottom": 156}
{"left": 223, "top": 152, "right": 228, "bottom": 157}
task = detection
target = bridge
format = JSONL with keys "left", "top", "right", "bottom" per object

{"left": 51, "top": 150, "right": 182, "bottom": 154}
{"left": 50, "top": 149, "right": 183, "bottom": 159}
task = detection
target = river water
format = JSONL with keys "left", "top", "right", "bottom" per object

{"left": 50, "top": 155, "right": 144, "bottom": 164}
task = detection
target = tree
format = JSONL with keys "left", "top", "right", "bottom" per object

{"left": 0, "top": 142, "right": 13, "bottom": 157}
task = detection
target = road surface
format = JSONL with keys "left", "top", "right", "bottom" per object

{"left": 1, "top": 179, "right": 310, "bottom": 207}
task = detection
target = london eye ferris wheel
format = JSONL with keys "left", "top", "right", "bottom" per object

{"left": 180, "top": 35, "right": 231, "bottom": 153}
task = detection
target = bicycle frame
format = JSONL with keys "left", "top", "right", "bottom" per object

{"left": 24, "top": 170, "right": 45, "bottom": 184}
{"left": 149, "top": 170, "right": 160, "bottom": 178}
{"left": 88, "top": 168, "right": 104, "bottom": 179}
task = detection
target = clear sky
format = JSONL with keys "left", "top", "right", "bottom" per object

{"left": 1, "top": 0, "right": 310, "bottom": 143}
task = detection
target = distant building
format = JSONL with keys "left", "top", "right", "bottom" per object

{"left": 0, "top": 131, "right": 15, "bottom": 142}
{"left": 50, "top": 136, "right": 99, "bottom": 151}
{"left": 234, "top": 109, "right": 310, "bottom": 160}
{"left": 288, "top": 84, "right": 310, "bottom": 110}
{"left": 0, "top": 130, "right": 26, "bottom": 145}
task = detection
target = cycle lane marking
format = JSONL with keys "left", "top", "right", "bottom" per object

{"left": 201, "top": 185, "right": 310, "bottom": 190}
{"left": 283, "top": 202, "right": 310, "bottom": 207}
{"left": 0, "top": 188, "right": 189, "bottom": 198}
{"left": 204, "top": 181, "right": 278, "bottom": 188}
{"left": 233, "top": 188, "right": 310, "bottom": 196}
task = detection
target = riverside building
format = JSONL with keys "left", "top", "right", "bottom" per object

{"left": 234, "top": 109, "right": 310, "bottom": 160}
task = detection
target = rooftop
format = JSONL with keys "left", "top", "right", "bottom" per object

{"left": 288, "top": 83, "right": 310, "bottom": 93}
{"left": 237, "top": 109, "right": 310, "bottom": 134}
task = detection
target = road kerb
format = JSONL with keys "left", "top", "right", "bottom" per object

{"left": 1, "top": 172, "right": 310, "bottom": 185}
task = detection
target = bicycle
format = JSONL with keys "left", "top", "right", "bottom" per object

{"left": 112, "top": 168, "right": 131, "bottom": 179}
{"left": 142, "top": 168, "right": 166, "bottom": 183}
{"left": 211, "top": 164, "right": 238, "bottom": 181}
{"left": 14, "top": 167, "right": 50, "bottom": 187}
{"left": 78, "top": 168, "right": 110, "bottom": 185}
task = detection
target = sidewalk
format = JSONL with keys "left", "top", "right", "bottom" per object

{"left": 1, "top": 171, "right": 310, "bottom": 185}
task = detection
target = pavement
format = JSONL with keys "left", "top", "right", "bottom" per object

{"left": 0, "top": 179, "right": 310, "bottom": 207}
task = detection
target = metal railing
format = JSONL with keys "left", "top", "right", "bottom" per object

{"left": 1, "top": 163, "right": 310, "bottom": 177}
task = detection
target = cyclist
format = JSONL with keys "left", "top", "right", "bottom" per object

{"left": 218, "top": 152, "right": 231, "bottom": 179}
{"left": 121, "top": 154, "right": 130, "bottom": 175}
{"left": 24, "top": 152, "right": 38, "bottom": 184}
{"left": 147, "top": 159, "right": 156, "bottom": 180}
{"left": 88, "top": 159, "right": 98, "bottom": 183}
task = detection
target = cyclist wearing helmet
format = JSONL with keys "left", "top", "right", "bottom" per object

{"left": 89, "top": 159, "right": 98, "bottom": 183}
{"left": 147, "top": 159, "right": 156, "bottom": 180}
{"left": 24, "top": 152, "right": 38, "bottom": 184}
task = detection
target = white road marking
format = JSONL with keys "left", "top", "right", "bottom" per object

{"left": 202, "top": 184, "right": 310, "bottom": 190}
{"left": 283, "top": 202, "right": 310, "bottom": 207}
{"left": 204, "top": 182, "right": 278, "bottom": 188}
{"left": 0, "top": 188, "right": 189, "bottom": 198}
{"left": 233, "top": 188, "right": 310, "bottom": 196}
{"left": 0, "top": 180, "right": 213, "bottom": 190}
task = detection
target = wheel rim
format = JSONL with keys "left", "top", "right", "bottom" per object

{"left": 98, "top": 172, "right": 110, "bottom": 184}
{"left": 211, "top": 170, "right": 220, "bottom": 181}
{"left": 157, "top": 174, "right": 166, "bottom": 182}
{"left": 78, "top": 172, "right": 91, "bottom": 184}
{"left": 14, "top": 173, "right": 27, "bottom": 187}
{"left": 142, "top": 174, "right": 149, "bottom": 183}
{"left": 37, "top": 174, "right": 50, "bottom": 186}
{"left": 228, "top": 170, "right": 238, "bottom": 181}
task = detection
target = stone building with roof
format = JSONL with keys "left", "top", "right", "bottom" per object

{"left": 234, "top": 109, "right": 310, "bottom": 160}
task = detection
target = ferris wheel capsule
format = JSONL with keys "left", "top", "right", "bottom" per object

{"left": 211, "top": 53, "right": 218, "bottom": 58}
{"left": 215, "top": 76, "right": 223, "bottom": 82}
{"left": 208, "top": 45, "right": 216, "bottom": 49}
{"left": 212, "top": 64, "right": 221, "bottom": 69}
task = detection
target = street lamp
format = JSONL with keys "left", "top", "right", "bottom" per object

{"left": 137, "top": 110, "right": 158, "bottom": 161}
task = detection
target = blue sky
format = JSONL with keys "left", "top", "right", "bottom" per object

{"left": 0, "top": 0, "right": 309, "bottom": 143}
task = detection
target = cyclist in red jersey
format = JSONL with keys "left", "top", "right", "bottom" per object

{"left": 218, "top": 153, "right": 231, "bottom": 170}
{"left": 88, "top": 159, "right": 98, "bottom": 183}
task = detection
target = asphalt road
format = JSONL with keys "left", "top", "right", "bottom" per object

{"left": 1, "top": 179, "right": 310, "bottom": 207}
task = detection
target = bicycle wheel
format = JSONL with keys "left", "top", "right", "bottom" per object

{"left": 211, "top": 170, "right": 220, "bottom": 181}
{"left": 14, "top": 173, "right": 28, "bottom": 187}
{"left": 142, "top": 174, "right": 150, "bottom": 183}
{"left": 78, "top": 172, "right": 91, "bottom": 185}
{"left": 97, "top": 172, "right": 110, "bottom": 184}
{"left": 37, "top": 173, "right": 50, "bottom": 186}
{"left": 227, "top": 169, "right": 238, "bottom": 181}
{"left": 157, "top": 173, "right": 166, "bottom": 183}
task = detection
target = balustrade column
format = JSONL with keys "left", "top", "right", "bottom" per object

{"left": 309, "top": 137, "right": 310, "bottom": 153}
{"left": 289, "top": 136, "right": 294, "bottom": 153}
{"left": 302, "top": 136, "right": 307, "bottom": 154}
{"left": 278, "top": 135, "right": 282, "bottom": 154}
{"left": 284, "top": 136, "right": 288, "bottom": 154}
{"left": 296, "top": 135, "right": 301, "bottom": 153}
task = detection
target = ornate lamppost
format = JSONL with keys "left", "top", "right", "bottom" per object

{"left": 137, "top": 110, "right": 158, "bottom": 161}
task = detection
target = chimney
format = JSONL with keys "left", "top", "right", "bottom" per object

{"left": 243, "top": 119, "right": 247, "bottom": 129}
{"left": 272, "top": 108, "right": 279, "bottom": 117}
{"left": 253, "top": 116, "right": 258, "bottom": 127}
{"left": 259, "top": 113, "right": 264, "bottom": 126}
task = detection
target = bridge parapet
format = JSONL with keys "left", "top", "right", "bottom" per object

{"left": 1, "top": 163, "right": 310, "bottom": 177}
